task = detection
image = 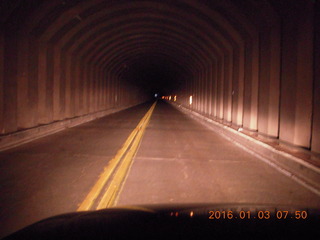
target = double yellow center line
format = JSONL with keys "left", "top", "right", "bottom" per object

{"left": 77, "top": 102, "right": 157, "bottom": 211}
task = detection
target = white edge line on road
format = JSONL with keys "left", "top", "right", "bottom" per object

{"left": 172, "top": 103, "right": 320, "bottom": 197}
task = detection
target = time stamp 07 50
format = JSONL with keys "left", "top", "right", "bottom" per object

{"left": 208, "top": 210, "right": 309, "bottom": 220}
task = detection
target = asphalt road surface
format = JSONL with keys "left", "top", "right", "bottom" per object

{"left": 1, "top": 101, "right": 320, "bottom": 238}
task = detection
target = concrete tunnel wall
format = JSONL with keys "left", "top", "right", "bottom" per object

{"left": 0, "top": 0, "right": 319, "bottom": 153}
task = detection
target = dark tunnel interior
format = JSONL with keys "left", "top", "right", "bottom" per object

{"left": 120, "top": 56, "right": 185, "bottom": 96}
{"left": 0, "top": 0, "right": 319, "bottom": 152}
{"left": 1, "top": 1, "right": 320, "bottom": 238}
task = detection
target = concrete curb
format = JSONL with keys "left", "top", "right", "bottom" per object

{"left": 171, "top": 102, "right": 320, "bottom": 196}
{"left": 0, "top": 104, "right": 139, "bottom": 152}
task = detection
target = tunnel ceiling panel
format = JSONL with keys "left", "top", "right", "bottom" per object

{"left": 1, "top": 0, "right": 257, "bottom": 91}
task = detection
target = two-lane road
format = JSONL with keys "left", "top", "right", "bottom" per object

{"left": 1, "top": 101, "right": 319, "bottom": 238}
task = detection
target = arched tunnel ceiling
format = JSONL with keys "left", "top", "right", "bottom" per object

{"left": 1, "top": 0, "right": 320, "bottom": 153}
{"left": 1, "top": 0, "right": 262, "bottom": 95}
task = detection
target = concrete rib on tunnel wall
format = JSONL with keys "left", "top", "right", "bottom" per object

{"left": 0, "top": 0, "right": 319, "bottom": 153}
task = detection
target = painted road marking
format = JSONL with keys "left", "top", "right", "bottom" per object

{"left": 97, "top": 102, "right": 156, "bottom": 209}
{"left": 77, "top": 102, "right": 157, "bottom": 211}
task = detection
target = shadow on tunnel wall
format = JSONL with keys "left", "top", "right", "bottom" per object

{"left": 0, "top": 0, "right": 319, "bottom": 154}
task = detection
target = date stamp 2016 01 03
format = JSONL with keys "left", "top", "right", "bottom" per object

{"left": 208, "top": 210, "right": 308, "bottom": 220}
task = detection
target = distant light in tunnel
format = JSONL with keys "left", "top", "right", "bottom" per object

{"left": 154, "top": 93, "right": 158, "bottom": 98}
{"left": 161, "top": 96, "right": 175, "bottom": 100}
{"left": 189, "top": 96, "right": 193, "bottom": 105}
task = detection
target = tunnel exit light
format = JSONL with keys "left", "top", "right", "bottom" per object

{"left": 189, "top": 95, "right": 193, "bottom": 105}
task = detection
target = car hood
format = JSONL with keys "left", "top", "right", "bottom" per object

{"left": 3, "top": 203, "right": 320, "bottom": 240}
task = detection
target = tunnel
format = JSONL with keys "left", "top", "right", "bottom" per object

{"left": 1, "top": 0, "right": 320, "bottom": 238}
{"left": 0, "top": 0, "right": 319, "bottom": 152}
